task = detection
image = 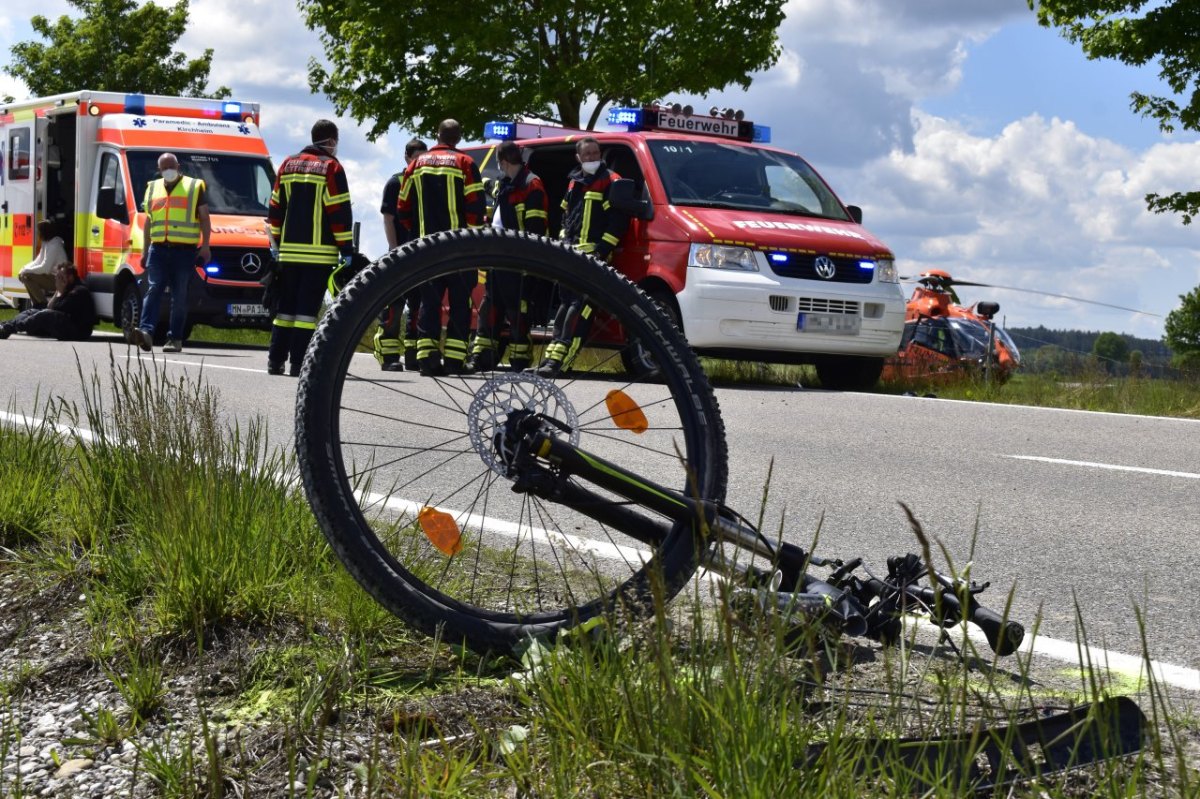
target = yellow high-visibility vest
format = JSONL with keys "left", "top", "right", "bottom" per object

{"left": 144, "top": 176, "right": 204, "bottom": 245}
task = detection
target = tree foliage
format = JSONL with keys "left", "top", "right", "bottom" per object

{"left": 1164, "top": 285, "right": 1200, "bottom": 360}
{"left": 3, "top": 0, "right": 227, "bottom": 100}
{"left": 301, "top": 0, "right": 786, "bottom": 139}
{"left": 1029, "top": 0, "right": 1200, "bottom": 223}
{"left": 1092, "top": 330, "right": 1130, "bottom": 370}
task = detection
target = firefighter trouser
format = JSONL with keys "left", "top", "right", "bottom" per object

{"left": 544, "top": 287, "right": 593, "bottom": 369}
{"left": 417, "top": 273, "right": 473, "bottom": 365}
{"left": 472, "top": 271, "right": 532, "bottom": 367}
{"left": 269, "top": 262, "right": 331, "bottom": 369}
{"left": 373, "top": 290, "right": 422, "bottom": 364}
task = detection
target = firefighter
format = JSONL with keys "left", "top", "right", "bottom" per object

{"left": 375, "top": 137, "right": 428, "bottom": 371}
{"left": 536, "top": 137, "right": 629, "bottom": 377}
{"left": 397, "top": 119, "right": 486, "bottom": 376}
{"left": 466, "top": 140, "right": 549, "bottom": 373}
{"left": 266, "top": 119, "right": 354, "bottom": 376}
{"left": 134, "top": 152, "right": 212, "bottom": 354}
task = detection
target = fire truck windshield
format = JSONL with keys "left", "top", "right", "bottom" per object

{"left": 647, "top": 140, "right": 851, "bottom": 220}
{"left": 128, "top": 151, "right": 276, "bottom": 216}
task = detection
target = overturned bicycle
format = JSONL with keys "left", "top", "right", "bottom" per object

{"left": 294, "top": 229, "right": 1145, "bottom": 789}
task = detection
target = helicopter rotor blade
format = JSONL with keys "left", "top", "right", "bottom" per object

{"left": 945, "top": 281, "right": 1162, "bottom": 317}
{"left": 898, "top": 275, "right": 1161, "bottom": 317}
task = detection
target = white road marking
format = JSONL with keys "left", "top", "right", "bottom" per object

{"left": 6, "top": 409, "right": 1198, "bottom": 694}
{"left": 1005, "top": 454, "right": 1200, "bottom": 480}
{"left": 144, "top": 355, "right": 269, "bottom": 374}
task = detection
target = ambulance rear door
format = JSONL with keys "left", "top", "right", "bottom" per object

{"left": 1, "top": 118, "right": 37, "bottom": 290}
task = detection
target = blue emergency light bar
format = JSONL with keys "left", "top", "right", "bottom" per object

{"left": 607, "top": 108, "right": 644, "bottom": 127}
{"left": 205, "top": 264, "right": 221, "bottom": 275}
{"left": 858, "top": 260, "right": 876, "bottom": 270}
{"left": 221, "top": 101, "right": 243, "bottom": 121}
{"left": 123, "top": 93, "right": 146, "bottom": 116}
{"left": 752, "top": 125, "right": 771, "bottom": 143}
{"left": 484, "top": 121, "right": 517, "bottom": 140}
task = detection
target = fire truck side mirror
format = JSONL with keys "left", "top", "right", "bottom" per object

{"left": 609, "top": 178, "right": 653, "bottom": 221}
{"left": 846, "top": 205, "right": 863, "bottom": 224}
{"left": 97, "top": 186, "right": 128, "bottom": 224}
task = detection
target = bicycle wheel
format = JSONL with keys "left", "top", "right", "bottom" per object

{"left": 296, "top": 229, "right": 728, "bottom": 655}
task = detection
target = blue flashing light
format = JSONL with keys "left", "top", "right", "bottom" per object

{"left": 858, "top": 260, "right": 876, "bottom": 270}
{"left": 221, "top": 101, "right": 242, "bottom": 121}
{"left": 606, "top": 107, "right": 644, "bottom": 128}
{"left": 769, "top": 253, "right": 788, "bottom": 263}
{"left": 205, "top": 264, "right": 221, "bottom": 275}
{"left": 123, "top": 93, "right": 146, "bottom": 116}
{"left": 483, "top": 121, "right": 516, "bottom": 140}
{"left": 752, "top": 124, "right": 771, "bottom": 143}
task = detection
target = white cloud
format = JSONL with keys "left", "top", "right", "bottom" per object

{"left": 833, "top": 111, "right": 1200, "bottom": 337}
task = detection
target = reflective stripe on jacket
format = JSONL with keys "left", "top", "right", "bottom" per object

{"left": 144, "top": 176, "right": 205, "bottom": 245}
{"left": 269, "top": 145, "right": 354, "bottom": 266}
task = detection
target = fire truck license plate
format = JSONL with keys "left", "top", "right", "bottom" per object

{"left": 228, "top": 304, "right": 269, "bottom": 317}
{"left": 797, "top": 312, "right": 860, "bottom": 334}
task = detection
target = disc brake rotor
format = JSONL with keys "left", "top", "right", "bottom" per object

{"left": 467, "top": 372, "right": 581, "bottom": 475}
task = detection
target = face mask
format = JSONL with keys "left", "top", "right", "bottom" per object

{"left": 319, "top": 139, "right": 338, "bottom": 157}
{"left": 161, "top": 168, "right": 180, "bottom": 182}
{"left": 580, "top": 160, "right": 602, "bottom": 175}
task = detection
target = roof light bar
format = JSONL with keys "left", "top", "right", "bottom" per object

{"left": 607, "top": 106, "right": 755, "bottom": 141}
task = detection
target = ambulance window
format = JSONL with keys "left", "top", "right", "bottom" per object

{"left": 255, "top": 166, "right": 273, "bottom": 207}
{"left": 8, "top": 129, "right": 30, "bottom": 181}
{"left": 99, "top": 152, "right": 126, "bottom": 206}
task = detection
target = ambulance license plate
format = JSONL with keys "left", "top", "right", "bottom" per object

{"left": 228, "top": 303, "right": 269, "bottom": 317}
{"left": 797, "top": 312, "right": 860, "bottom": 334}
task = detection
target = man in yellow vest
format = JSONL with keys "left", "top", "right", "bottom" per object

{"left": 133, "top": 152, "right": 212, "bottom": 353}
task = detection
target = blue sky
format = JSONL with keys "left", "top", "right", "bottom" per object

{"left": 2, "top": 0, "right": 1197, "bottom": 339}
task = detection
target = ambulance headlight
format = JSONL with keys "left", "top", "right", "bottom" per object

{"left": 688, "top": 243, "right": 759, "bottom": 272}
{"left": 874, "top": 258, "right": 898, "bottom": 283}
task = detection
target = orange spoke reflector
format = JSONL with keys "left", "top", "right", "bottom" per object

{"left": 605, "top": 389, "right": 648, "bottom": 434}
{"left": 418, "top": 507, "right": 463, "bottom": 556}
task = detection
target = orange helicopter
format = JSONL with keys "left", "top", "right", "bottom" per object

{"left": 883, "top": 269, "right": 1165, "bottom": 386}
{"left": 883, "top": 269, "right": 1022, "bottom": 385}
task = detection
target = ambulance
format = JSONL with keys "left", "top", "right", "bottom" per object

{"left": 465, "top": 106, "right": 906, "bottom": 389}
{"left": 0, "top": 91, "right": 275, "bottom": 341}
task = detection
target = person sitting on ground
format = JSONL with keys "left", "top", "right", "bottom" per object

{"left": 18, "top": 221, "right": 69, "bottom": 307}
{"left": 0, "top": 262, "right": 96, "bottom": 341}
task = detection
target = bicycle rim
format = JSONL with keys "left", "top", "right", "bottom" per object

{"left": 296, "top": 229, "right": 728, "bottom": 654}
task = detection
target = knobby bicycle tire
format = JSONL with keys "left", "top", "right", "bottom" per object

{"left": 295, "top": 229, "right": 728, "bottom": 655}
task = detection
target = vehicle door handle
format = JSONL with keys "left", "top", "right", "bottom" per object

{"left": 91, "top": 226, "right": 100, "bottom": 235}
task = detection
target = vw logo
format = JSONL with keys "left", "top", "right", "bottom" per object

{"left": 814, "top": 255, "right": 837, "bottom": 280}
{"left": 240, "top": 252, "right": 263, "bottom": 275}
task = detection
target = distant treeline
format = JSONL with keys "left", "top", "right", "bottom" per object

{"left": 1007, "top": 325, "right": 1177, "bottom": 376}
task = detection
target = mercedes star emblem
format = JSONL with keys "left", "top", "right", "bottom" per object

{"left": 240, "top": 252, "right": 263, "bottom": 275}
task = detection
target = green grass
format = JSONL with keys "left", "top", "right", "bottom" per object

{"left": 1, "top": 360, "right": 1197, "bottom": 797}
{"left": 881, "top": 370, "right": 1200, "bottom": 418}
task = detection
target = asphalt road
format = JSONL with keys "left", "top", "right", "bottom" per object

{"left": 3, "top": 330, "right": 1198, "bottom": 671}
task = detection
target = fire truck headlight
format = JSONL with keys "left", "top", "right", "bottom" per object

{"left": 688, "top": 243, "right": 759, "bottom": 272}
{"left": 874, "top": 258, "right": 899, "bottom": 283}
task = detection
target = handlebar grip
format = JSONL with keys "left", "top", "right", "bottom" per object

{"left": 971, "top": 603, "right": 1024, "bottom": 656}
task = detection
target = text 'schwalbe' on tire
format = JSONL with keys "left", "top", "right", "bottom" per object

{"left": 295, "top": 229, "right": 728, "bottom": 656}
